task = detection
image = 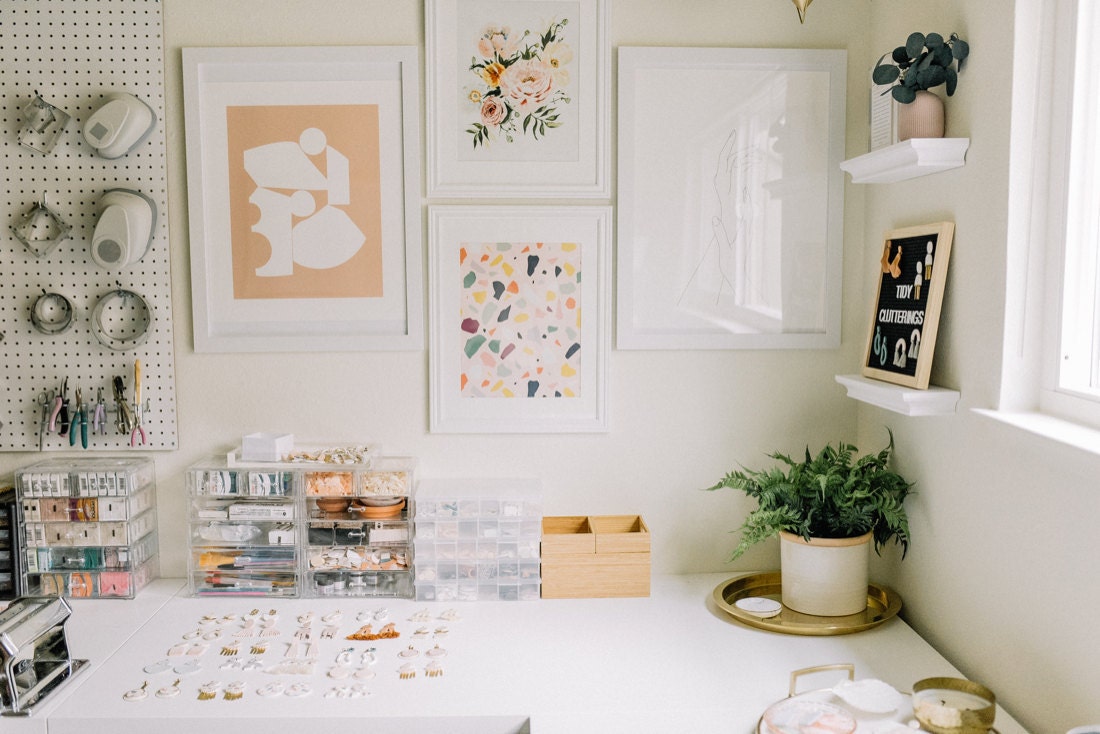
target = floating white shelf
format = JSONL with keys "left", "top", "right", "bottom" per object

{"left": 840, "top": 138, "right": 970, "bottom": 183}
{"left": 835, "top": 374, "right": 960, "bottom": 416}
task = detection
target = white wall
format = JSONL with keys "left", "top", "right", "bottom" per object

{"left": 862, "top": 2, "right": 1100, "bottom": 732}
{"left": 10, "top": 0, "right": 1096, "bottom": 731}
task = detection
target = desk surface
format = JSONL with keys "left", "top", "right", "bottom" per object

{"left": 9, "top": 575, "right": 1028, "bottom": 734}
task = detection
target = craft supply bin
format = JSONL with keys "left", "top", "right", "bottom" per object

{"left": 13, "top": 458, "right": 159, "bottom": 599}
{"left": 186, "top": 459, "right": 301, "bottom": 597}
{"left": 413, "top": 478, "right": 542, "bottom": 602}
{"left": 304, "top": 456, "right": 416, "bottom": 598}
{"left": 541, "top": 515, "right": 651, "bottom": 598}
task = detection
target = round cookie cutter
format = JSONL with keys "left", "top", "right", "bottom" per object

{"left": 91, "top": 288, "right": 153, "bottom": 351}
{"left": 30, "top": 291, "right": 76, "bottom": 335}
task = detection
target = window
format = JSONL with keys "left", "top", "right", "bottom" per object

{"left": 996, "top": 0, "right": 1100, "bottom": 443}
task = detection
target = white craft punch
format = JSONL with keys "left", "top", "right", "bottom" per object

{"left": 82, "top": 91, "right": 156, "bottom": 159}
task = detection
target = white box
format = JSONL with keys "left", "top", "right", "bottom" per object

{"left": 241, "top": 433, "right": 294, "bottom": 462}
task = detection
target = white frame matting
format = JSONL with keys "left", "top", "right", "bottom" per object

{"left": 183, "top": 45, "right": 423, "bottom": 352}
{"left": 429, "top": 205, "right": 610, "bottom": 433}
{"left": 426, "top": 0, "right": 610, "bottom": 198}
{"left": 616, "top": 46, "right": 846, "bottom": 350}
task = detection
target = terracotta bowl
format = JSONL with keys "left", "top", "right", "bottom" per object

{"left": 314, "top": 497, "right": 351, "bottom": 513}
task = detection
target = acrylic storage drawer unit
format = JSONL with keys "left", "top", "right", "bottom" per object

{"left": 186, "top": 459, "right": 301, "bottom": 598}
{"left": 0, "top": 488, "right": 20, "bottom": 600}
{"left": 14, "top": 457, "right": 159, "bottom": 599}
{"left": 304, "top": 457, "right": 415, "bottom": 599}
{"left": 413, "top": 478, "right": 542, "bottom": 602}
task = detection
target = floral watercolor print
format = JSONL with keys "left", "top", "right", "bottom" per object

{"left": 457, "top": 1, "right": 581, "bottom": 161}
{"left": 459, "top": 241, "right": 581, "bottom": 398}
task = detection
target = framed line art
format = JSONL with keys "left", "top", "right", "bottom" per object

{"left": 616, "top": 46, "right": 847, "bottom": 350}
{"left": 425, "top": 0, "right": 610, "bottom": 198}
{"left": 428, "top": 206, "right": 610, "bottom": 433}
{"left": 182, "top": 46, "right": 423, "bottom": 352}
{"left": 862, "top": 221, "right": 955, "bottom": 389}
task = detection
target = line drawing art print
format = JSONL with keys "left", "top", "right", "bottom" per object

{"left": 616, "top": 47, "right": 846, "bottom": 350}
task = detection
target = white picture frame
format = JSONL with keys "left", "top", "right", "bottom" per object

{"left": 429, "top": 205, "right": 610, "bottom": 433}
{"left": 182, "top": 46, "right": 423, "bottom": 352}
{"left": 426, "top": 0, "right": 610, "bottom": 198}
{"left": 616, "top": 46, "right": 847, "bottom": 350}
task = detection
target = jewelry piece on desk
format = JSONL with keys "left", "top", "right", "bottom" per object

{"left": 360, "top": 648, "right": 377, "bottom": 666}
{"left": 439, "top": 609, "right": 461, "bottom": 622}
{"left": 321, "top": 625, "right": 339, "bottom": 640}
{"left": 373, "top": 607, "right": 389, "bottom": 622}
{"left": 356, "top": 610, "right": 372, "bottom": 623}
{"left": 261, "top": 609, "right": 279, "bottom": 623}
{"left": 167, "top": 642, "right": 189, "bottom": 657}
{"left": 321, "top": 610, "right": 343, "bottom": 624}
{"left": 250, "top": 642, "right": 268, "bottom": 655}
{"left": 143, "top": 659, "right": 171, "bottom": 674}
{"left": 202, "top": 629, "right": 222, "bottom": 641}
{"left": 188, "top": 643, "right": 210, "bottom": 656}
{"left": 173, "top": 659, "right": 202, "bottom": 676}
{"left": 335, "top": 648, "right": 355, "bottom": 666}
{"left": 182, "top": 629, "right": 202, "bottom": 640}
{"left": 346, "top": 623, "right": 372, "bottom": 640}
{"left": 197, "top": 681, "right": 221, "bottom": 701}
{"left": 398, "top": 645, "right": 419, "bottom": 659}
{"left": 199, "top": 615, "right": 218, "bottom": 626}
{"left": 350, "top": 684, "right": 371, "bottom": 697}
{"left": 434, "top": 626, "right": 449, "bottom": 638}
{"left": 235, "top": 619, "right": 256, "bottom": 637}
{"left": 328, "top": 665, "right": 352, "bottom": 680}
{"left": 374, "top": 622, "right": 399, "bottom": 640}
{"left": 256, "top": 682, "right": 284, "bottom": 698}
{"left": 219, "top": 658, "right": 242, "bottom": 670}
{"left": 284, "top": 641, "right": 300, "bottom": 659}
{"left": 294, "top": 625, "right": 313, "bottom": 641}
{"left": 242, "top": 657, "right": 263, "bottom": 671}
{"left": 297, "top": 612, "right": 314, "bottom": 624}
{"left": 409, "top": 608, "right": 431, "bottom": 622}
{"left": 123, "top": 682, "right": 148, "bottom": 701}
{"left": 398, "top": 663, "right": 417, "bottom": 680}
{"left": 156, "top": 679, "right": 181, "bottom": 699}
{"left": 425, "top": 660, "right": 445, "bottom": 678}
{"left": 223, "top": 681, "right": 245, "bottom": 701}
{"left": 220, "top": 643, "right": 239, "bottom": 656}
{"left": 412, "top": 627, "right": 430, "bottom": 640}
{"left": 353, "top": 667, "right": 376, "bottom": 681}
{"left": 285, "top": 683, "right": 312, "bottom": 697}
{"left": 221, "top": 614, "right": 238, "bottom": 624}
{"left": 426, "top": 644, "right": 447, "bottom": 658}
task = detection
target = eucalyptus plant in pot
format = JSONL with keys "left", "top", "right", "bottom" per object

{"left": 872, "top": 31, "right": 969, "bottom": 140}
{"left": 706, "top": 432, "right": 912, "bottom": 616}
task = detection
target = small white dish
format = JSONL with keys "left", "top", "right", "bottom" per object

{"left": 832, "top": 677, "right": 904, "bottom": 714}
{"left": 734, "top": 596, "right": 783, "bottom": 618}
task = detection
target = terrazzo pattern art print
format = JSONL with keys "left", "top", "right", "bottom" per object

{"left": 460, "top": 241, "right": 582, "bottom": 398}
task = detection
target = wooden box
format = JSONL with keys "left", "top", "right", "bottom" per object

{"left": 541, "top": 515, "right": 650, "bottom": 598}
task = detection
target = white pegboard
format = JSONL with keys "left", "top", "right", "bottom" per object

{"left": 1, "top": 0, "right": 177, "bottom": 451}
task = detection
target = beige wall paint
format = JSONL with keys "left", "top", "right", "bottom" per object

{"left": 862, "top": 2, "right": 1100, "bottom": 732}
{"left": 6, "top": 0, "right": 1095, "bottom": 730}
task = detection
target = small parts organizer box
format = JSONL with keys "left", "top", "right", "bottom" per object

{"left": 540, "top": 515, "right": 651, "bottom": 598}
{"left": 412, "top": 478, "right": 543, "bottom": 602}
{"left": 186, "top": 455, "right": 416, "bottom": 599}
{"left": 14, "top": 457, "right": 160, "bottom": 599}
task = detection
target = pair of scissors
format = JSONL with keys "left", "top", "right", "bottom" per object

{"left": 68, "top": 388, "right": 88, "bottom": 449}
{"left": 113, "top": 375, "right": 134, "bottom": 436}
{"left": 131, "top": 360, "right": 146, "bottom": 446}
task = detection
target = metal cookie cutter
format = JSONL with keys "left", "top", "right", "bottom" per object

{"left": 91, "top": 289, "right": 152, "bottom": 351}
{"left": 30, "top": 292, "right": 76, "bottom": 336}
{"left": 17, "top": 91, "right": 71, "bottom": 155}
{"left": 11, "top": 196, "right": 71, "bottom": 259}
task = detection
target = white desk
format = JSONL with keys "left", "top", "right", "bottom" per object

{"left": 13, "top": 575, "right": 1028, "bottom": 733}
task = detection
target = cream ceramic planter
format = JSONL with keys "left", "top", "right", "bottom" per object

{"left": 779, "top": 530, "right": 872, "bottom": 616}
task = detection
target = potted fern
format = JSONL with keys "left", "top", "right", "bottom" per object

{"left": 706, "top": 432, "right": 912, "bottom": 616}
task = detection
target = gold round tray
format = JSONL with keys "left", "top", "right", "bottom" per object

{"left": 712, "top": 572, "right": 902, "bottom": 636}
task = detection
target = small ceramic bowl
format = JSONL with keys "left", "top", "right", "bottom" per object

{"left": 314, "top": 498, "right": 351, "bottom": 513}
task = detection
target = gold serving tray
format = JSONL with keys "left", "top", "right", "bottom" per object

{"left": 713, "top": 572, "right": 902, "bottom": 636}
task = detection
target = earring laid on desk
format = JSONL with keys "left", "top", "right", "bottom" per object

{"left": 256, "top": 682, "right": 284, "bottom": 698}
{"left": 123, "top": 682, "right": 149, "bottom": 701}
{"left": 398, "top": 663, "right": 417, "bottom": 680}
{"left": 425, "top": 660, "right": 445, "bottom": 678}
{"left": 223, "top": 681, "right": 245, "bottom": 701}
{"left": 426, "top": 644, "right": 447, "bottom": 659}
{"left": 398, "top": 645, "right": 420, "bottom": 659}
{"left": 156, "top": 679, "right": 181, "bottom": 699}
{"left": 197, "top": 681, "right": 221, "bottom": 701}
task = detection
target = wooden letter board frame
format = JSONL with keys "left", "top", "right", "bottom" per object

{"left": 862, "top": 222, "right": 954, "bottom": 389}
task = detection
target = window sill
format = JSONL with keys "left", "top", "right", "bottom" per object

{"left": 972, "top": 408, "right": 1100, "bottom": 458}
